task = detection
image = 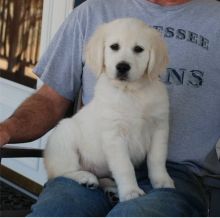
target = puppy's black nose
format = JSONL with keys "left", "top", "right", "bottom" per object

{"left": 116, "top": 62, "right": 131, "bottom": 80}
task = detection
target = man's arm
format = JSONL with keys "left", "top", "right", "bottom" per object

{"left": 0, "top": 84, "right": 72, "bottom": 146}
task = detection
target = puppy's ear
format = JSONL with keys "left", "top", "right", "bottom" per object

{"left": 85, "top": 24, "right": 106, "bottom": 77}
{"left": 146, "top": 31, "right": 169, "bottom": 81}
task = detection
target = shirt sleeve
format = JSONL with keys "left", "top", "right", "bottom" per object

{"left": 33, "top": 9, "right": 84, "bottom": 101}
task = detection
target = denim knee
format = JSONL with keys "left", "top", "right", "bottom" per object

{"left": 27, "top": 177, "right": 112, "bottom": 217}
{"left": 107, "top": 188, "right": 206, "bottom": 217}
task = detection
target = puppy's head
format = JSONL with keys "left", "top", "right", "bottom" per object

{"left": 85, "top": 18, "right": 168, "bottom": 82}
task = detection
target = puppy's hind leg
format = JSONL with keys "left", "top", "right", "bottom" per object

{"left": 44, "top": 119, "right": 99, "bottom": 189}
{"left": 99, "top": 178, "right": 119, "bottom": 203}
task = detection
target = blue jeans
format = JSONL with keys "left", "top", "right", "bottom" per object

{"left": 27, "top": 162, "right": 208, "bottom": 217}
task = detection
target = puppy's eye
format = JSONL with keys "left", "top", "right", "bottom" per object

{"left": 110, "top": 43, "right": 120, "bottom": 51}
{"left": 133, "top": 46, "right": 144, "bottom": 53}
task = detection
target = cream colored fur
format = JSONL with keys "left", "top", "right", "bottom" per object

{"left": 44, "top": 18, "right": 175, "bottom": 202}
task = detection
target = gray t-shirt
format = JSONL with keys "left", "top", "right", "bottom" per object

{"left": 34, "top": 0, "right": 220, "bottom": 176}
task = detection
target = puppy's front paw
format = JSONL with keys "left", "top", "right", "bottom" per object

{"left": 64, "top": 171, "right": 99, "bottom": 189}
{"left": 120, "top": 186, "right": 145, "bottom": 202}
{"left": 150, "top": 173, "right": 175, "bottom": 189}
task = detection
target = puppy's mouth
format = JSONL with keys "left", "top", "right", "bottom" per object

{"left": 116, "top": 72, "right": 129, "bottom": 81}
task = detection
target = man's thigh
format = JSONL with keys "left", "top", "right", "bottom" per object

{"left": 108, "top": 162, "right": 208, "bottom": 217}
{"left": 27, "top": 177, "right": 113, "bottom": 217}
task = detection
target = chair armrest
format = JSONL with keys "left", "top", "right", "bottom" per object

{"left": 203, "top": 175, "right": 220, "bottom": 189}
{"left": 203, "top": 175, "right": 220, "bottom": 216}
{"left": 0, "top": 145, "right": 43, "bottom": 158}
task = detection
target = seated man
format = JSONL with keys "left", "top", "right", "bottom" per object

{"left": 1, "top": 0, "right": 220, "bottom": 216}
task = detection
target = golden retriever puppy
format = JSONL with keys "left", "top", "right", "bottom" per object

{"left": 44, "top": 18, "right": 175, "bottom": 202}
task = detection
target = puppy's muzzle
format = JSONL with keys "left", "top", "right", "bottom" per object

{"left": 116, "top": 62, "right": 131, "bottom": 81}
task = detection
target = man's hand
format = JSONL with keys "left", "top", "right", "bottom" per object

{"left": 0, "top": 124, "right": 10, "bottom": 147}
{"left": 0, "top": 84, "right": 72, "bottom": 147}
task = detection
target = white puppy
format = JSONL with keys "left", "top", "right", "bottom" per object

{"left": 44, "top": 18, "right": 175, "bottom": 202}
